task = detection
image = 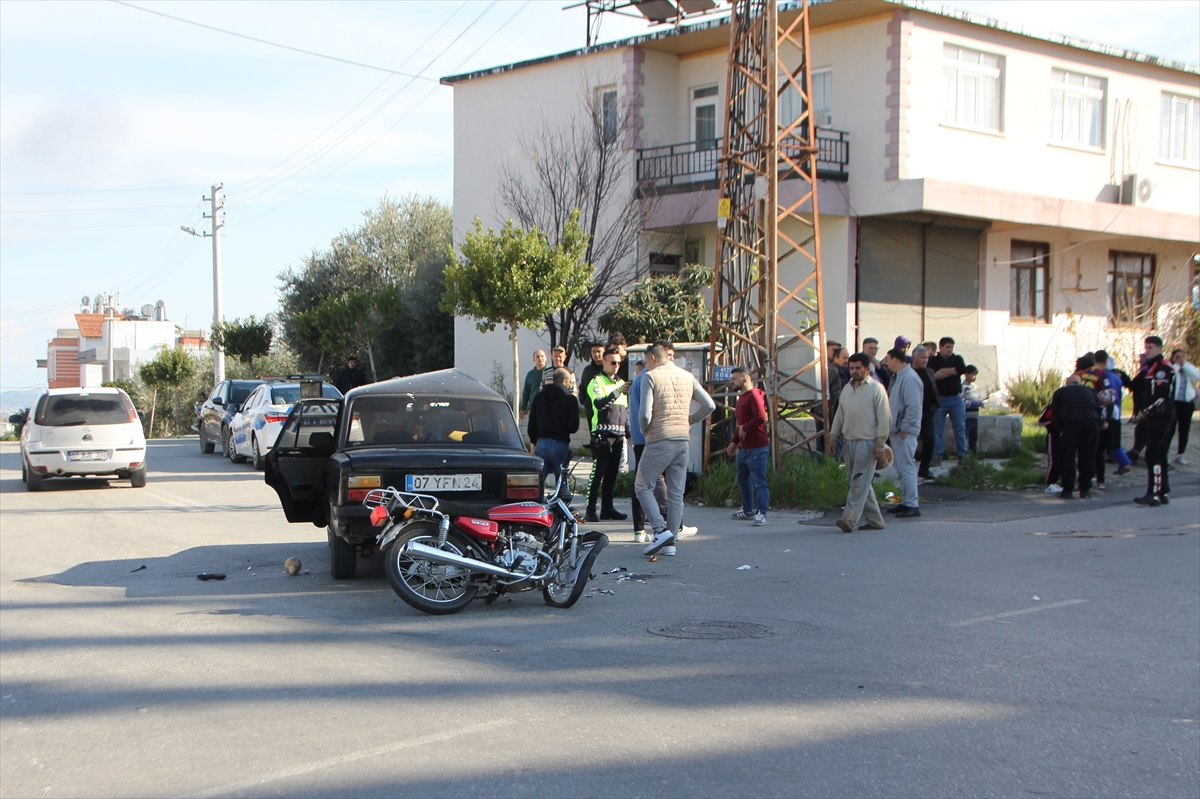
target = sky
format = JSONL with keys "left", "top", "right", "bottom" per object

{"left": 2, "top": 0, "right": 1198, "bottom": 396}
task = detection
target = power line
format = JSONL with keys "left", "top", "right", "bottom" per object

{"left": 0, "top": 203, "right": 196, "bottom": 214}
{"left": 0, "top": 222, "right": 189, "bottom": 231}
{"left": 230, "top": 1, "right": 470, "bottom": 198}
{"left": 110, "top": 0, "right": 440, "bottom": 81}
{"left": 0, "top": 183, "right": 199, "bottom": 197}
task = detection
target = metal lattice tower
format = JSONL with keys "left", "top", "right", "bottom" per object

{"left": 709, "top": 0, "right": 828, "bottom": 468}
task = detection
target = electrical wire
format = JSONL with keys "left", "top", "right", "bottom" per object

{"left": 232, "top": 1, "right": 530, "bottom": 228}
{"left": 0, "top": 203, "right": 196, "bottom": 214}
{"left": 109, "top": 0, "right": 439, "bottom": 81}
{"left": 0, "top": 184, "right": 199, "bottom": 197}
{"left": 230, "top": 1, "right": 499, "bottom": 211}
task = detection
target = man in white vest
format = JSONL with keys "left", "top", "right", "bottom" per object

{"left": 636, "top": 340, "right": 716, "bottom": 557}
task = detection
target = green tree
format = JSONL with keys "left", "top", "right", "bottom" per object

{"left": 278, "top": 195, "right": 453, "bottom": 377}
{"left": 211, "top": 316, "right": 273, "bottom": 375}
{"left": 294, "top": 286, "right": 404, "bottom": 382}
{"left": 138, "top": 347, "right": 196, "bottom": 436}
{"left": 599, "top": 264, "right": 713, "bottom": 344}
{"left": 442, "top": 212, "right": 592, "bottom": 413}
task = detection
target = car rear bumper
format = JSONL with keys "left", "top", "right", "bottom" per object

{"left": 24, "top": 446, "right": 146, "bottom": 477}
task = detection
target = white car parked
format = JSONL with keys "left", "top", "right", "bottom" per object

{"left": 21, "top": 387, "right": 147, "bottom": 491}
{"left": 227, "top": 381, "right": 342, "bottom": 469}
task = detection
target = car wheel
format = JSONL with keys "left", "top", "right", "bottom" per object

{"left": 130, "top": 466, "right": 147, "bottom": 488}
{"left": 227, "top": 429, "right": 247, "bottom": 464}
{"left": 330, "top": 533, "right": 357, "bottom": 580}
{"left": 199, "top": 426, "right": 215, "bottom": 454}
{"left": 251, "top": 436, "right": 265, "bottom": 471}
{"left": 27, "top": 468, "right": 44, "bottom": 492}
{"left": 21, "top": 457, "right": 27, "bottom": 483}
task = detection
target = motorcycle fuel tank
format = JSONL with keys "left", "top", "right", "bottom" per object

{"left": 487, "top": 502, "right": 554, "bottom": 528}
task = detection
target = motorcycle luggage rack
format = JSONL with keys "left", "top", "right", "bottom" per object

{"left": 363, "top": 488, "right": 441, "bottom": 514}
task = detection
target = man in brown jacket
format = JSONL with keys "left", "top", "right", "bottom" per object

{"left": 827, "top": 352, "right": 891, "bottom": 532}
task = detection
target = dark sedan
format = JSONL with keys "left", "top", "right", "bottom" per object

{"left": 264, "top": 369, "right": 543, "bottom": 579}
{"left": 197, "top": 379, "right": 264, "bottom": 456}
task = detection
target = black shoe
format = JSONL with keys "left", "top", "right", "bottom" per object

{"left": 1114, "top": 466, "right": 1132, "bottom": 476}
{"left": 585, "top": 509, "right": 600, "bottom": 523}
{"left": 917, "top": 471, "right": 933, "bottom": 480}
{"left": 1128, "top": 451, "right": 1140, "bottom": 464}
{"left": 896, "top": 506, "right": 921, "bottom": 518}
{"left": 1133, "top": 494, "right": 1160, "bottom": 507}
{"left": 600, "top": 507, "right": 627, "bottom": 521}
{"left": 1060, "top": 492, "right": 1074, "bottom": 499}
{"left": 885, "top": 504, "right": 905, "bottom": 514}
{"left": 1079, "top": 492, "right": 1091, "bottom": 499}
{"left": 1157, "top": 493, "right": 1170, "bottom": 505}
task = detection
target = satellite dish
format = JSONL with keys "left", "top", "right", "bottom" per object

{"left": 81, "top": 295, "right": 91, "bottom": 307}
{"left": 1137, "top": 178, "right": 1153, "bottom": 204}
{"left": 155, "top": 300, "right": 165, "bottom": 309}
{"left": 141, "top": 304, "right": 155, "bottom": 318}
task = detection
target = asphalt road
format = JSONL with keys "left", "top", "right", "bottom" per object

{"left": 1, "top": 438, "right": 1197, "bottom": 798}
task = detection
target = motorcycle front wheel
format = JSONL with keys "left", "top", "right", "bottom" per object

{"left": 543, "top": 532, "right": 608, "bottom": 609}
{"left": 385, "top": 522, "right": 480, "bottom": 615}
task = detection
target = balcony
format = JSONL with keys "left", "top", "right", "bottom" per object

{"left": 636, "top": 128, "right": 849, "bottom": 193}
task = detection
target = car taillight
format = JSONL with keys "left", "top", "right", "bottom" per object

{"left": 347, "top": 489, "right": 371, "bottom": 502}
{"left": 506, "top": 472, "right": 539, "bottom": 499}
{"left": 264, "top": 413, "right": 288, "bottom": 424}
{"left": 346, "top": 475, "right": 381, "bottom": 503}
{"left": 119, "top": 390, "right": 138, "bottom": 423}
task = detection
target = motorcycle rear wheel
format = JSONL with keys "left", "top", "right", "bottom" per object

{"left": 385, "top": 522, "right": 480, "bottom": 615}
{"left": 543, "top": 532, "right": 608, "bottom": 608}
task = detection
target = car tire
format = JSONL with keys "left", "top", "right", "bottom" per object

{"left": 130, "top": 466, "right": 147, "bottom": 488}
{"left": 227, "top": 429, "right": 247, "bottom": 464}
{"left": 21, "top": 458, "right": 27, "bottom": 483}
{"left": 330, "top": 531, "right": 357, "bottom": 580}
{"left": 199, "top": 426, "right": 215, "bottom": 454}
{"left": 251, "top": 436, "right": 265, "bottom": 471}
{"left": 27, "top": 468, "right": 44, "bottom": 492}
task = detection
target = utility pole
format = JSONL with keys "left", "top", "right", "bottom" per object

{"left": 202, "top": 184, "right": 225, "bottom": 384}
{"left": 104, "top": 292, "right": 117, "bottom": 383}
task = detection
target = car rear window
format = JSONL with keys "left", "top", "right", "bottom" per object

{"left": 345, "top": 396, "right": 522, "bottom": 449}
{"left": 270, "top": 385, "right": 341, "bottom": 405}
{"left": 230, "top": 383, "right": 258, "bottom": 404}
{"left": 39, "top": 394, "right": 130, "bottom": 426}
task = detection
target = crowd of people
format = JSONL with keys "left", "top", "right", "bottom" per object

{"left": 521, "top": 329, "right": 1197, "bottom": 543}
{"left": 1041, "top": 336, "right": 1197, "bottom": 505}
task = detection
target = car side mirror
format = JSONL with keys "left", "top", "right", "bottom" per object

{"left": 213, "top": 397, "right": 225, "bottom": 406}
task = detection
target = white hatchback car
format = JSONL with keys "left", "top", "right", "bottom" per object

{"left": 21, "top": 387, "right": 147, "bottom": 491}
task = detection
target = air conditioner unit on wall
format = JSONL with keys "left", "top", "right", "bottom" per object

{"left": 1120, "top": 173, "right": 1156, "bottom": 206}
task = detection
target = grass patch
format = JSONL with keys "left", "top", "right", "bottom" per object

{"left": 935, "top": 448, "right": 1045, "bottom": 492}
{"left": 692, "top": 454, "right": 897, "bottom": 511}
{"left": 1022, "top": 416, "right": 1048, "bottom": 453}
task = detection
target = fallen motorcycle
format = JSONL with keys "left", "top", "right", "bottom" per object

{"left": 365, "top": 480, "right": 608, "bottom": 615}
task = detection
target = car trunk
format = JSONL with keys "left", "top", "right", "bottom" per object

{"left": 39, "top": 423, "right": 138, "bottom": 450}
{"left": 344, "top": 447, "right": 542, "bottom": 512}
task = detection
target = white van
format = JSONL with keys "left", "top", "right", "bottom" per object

{"left": 21, "top": 387, "right": 147, "bottom": 491}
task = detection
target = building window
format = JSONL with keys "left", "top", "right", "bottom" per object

{"left": 1160, "top": 93, "right": 1200, "bottom": 165}
{"left": 1050, "top": 69, "right": 1105, "bottom": 149}
{"left": 780, "top": 69, "right": 832, "bottom": 128}
{"left": 942, "top": 44, "right": 1003, "bottom": 131}
{"left": 1108, "top": 250, "right": 1155, "bottom": 326}
{"left": 692, "top": 85, "right": 719, "bottom": 150}
{"left": 1010, "top": 241, "right": 1050, "bottom": 322}
{"left": 649, "top": 252, "right": 682, "bottom": 276}
{"left": 597, "top": 87, "right": 618, "bottom": 146}
{"left": 684, "top": 238, "right": 704, "bottom": 267}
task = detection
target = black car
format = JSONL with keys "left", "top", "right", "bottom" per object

{"left": 265, "top": 369, "right": 544, "bottom": 579}
{"left": 197, "top": 379, "right": 264, "bottom": 456}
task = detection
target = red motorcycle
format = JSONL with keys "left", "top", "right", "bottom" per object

{"left": 366, "top": 481, "right": 608, "bottom": 615}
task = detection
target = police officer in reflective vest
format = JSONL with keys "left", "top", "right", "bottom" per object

{"left": 1131, "top": 335, "right": 1177, "bottom": 507}
{"left": 585, "top": 346, "right": 629, "bottom": 523}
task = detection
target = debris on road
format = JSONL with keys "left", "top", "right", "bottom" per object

{"left": 130, "top": 565, "right": 146, "bottom": 573}
{"left": 602, "top": 567, "right": 627, "bottom": 574}
{"left": 736, "top": 565, "right": 752, "bottom": 571}
{"left": 1032, "top": 595, "right": 1041, "bottom": 601}
{"left": 196, "top": 573, "right": 225, "bottom": 581}
{"left": 599, "top": 589, "right": 616, "bottom": 595}
{"left": 284, "top": 557, "right": 302, "bottom": 575}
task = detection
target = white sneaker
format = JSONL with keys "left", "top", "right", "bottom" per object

{"left": 753, "top": 513, "right": 766, "bottom": 526}
{"left": 643, "top": 531, "right": 675, "bottom": 556}
{"left": 731, "top": 510, "right": 753, "bottom": 520}
{"left": 633, "top": 530, "right": 648, "bottom": 543}
{"left": 662, "top": 545, "right": 676, "bottom": 556}
{"left": 1176, "top": 455, "right": 1189, "bottom": 466}
{"left": 1044, "top": 484, "right": 1063, "bottom": 494}
{"left": 677, "top": 524, "right": 698, "bottom": 539}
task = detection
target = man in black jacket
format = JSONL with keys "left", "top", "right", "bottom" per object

{"left": 1050, "top": 374, "right": 1102, "bottom": 499}
{"left": 335, "top": 357, "right": 367, "bottom": 395}
{"left": 1131, "top": 336, "right": 1177, "bottom": 506}
{"left": 528, "top": 368, "right": 580, "bottom": 492}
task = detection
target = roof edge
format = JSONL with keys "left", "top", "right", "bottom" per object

{"left": 441, "top": 0, "right": 1198, "bottom": 86}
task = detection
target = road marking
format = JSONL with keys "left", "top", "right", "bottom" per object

{"left": 948, "top": 599, "right": 1089, "bottom": 627}
{"left": 187, "top": 718, "right": 513, "bottom": 798}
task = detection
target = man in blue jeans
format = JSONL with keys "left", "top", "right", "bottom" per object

{"left": 724, "top": 365, "right": 769, "bottom": 525}
{"left": 929, "top": 336, "right": 968, "bottom": 461}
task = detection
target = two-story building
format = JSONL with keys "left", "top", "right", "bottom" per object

{"left": 444, "top": 0, "right": 1200, "bottom": 390}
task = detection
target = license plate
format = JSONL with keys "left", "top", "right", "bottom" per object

{"left": 67, "top": 450, "right": 108, "bottom": 462}
{"left": 406, "top": 473, "right": 481, "bottom": 492}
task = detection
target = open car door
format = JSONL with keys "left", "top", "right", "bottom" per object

{"left": 264, "top": 398, "right": 342, "bottom": 526}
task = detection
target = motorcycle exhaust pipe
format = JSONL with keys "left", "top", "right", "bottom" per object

{"left": 403, "top": 540, "right": 522, "bottom": 579}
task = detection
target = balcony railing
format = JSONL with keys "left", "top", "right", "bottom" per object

{"left": 636, "top": 127, "right": 849, "bottom": 189}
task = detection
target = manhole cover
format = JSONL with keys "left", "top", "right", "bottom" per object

{"left": 648, "top": 620, "right": 775, "bottom": 640}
